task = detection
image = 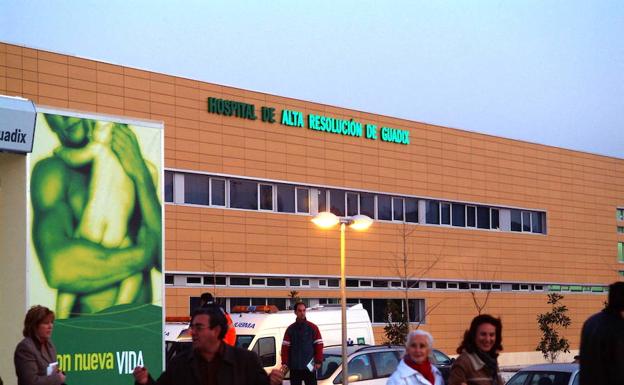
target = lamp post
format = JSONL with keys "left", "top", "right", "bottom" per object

{"left": 312, "top": 212, "right": 372, "bottom": 385}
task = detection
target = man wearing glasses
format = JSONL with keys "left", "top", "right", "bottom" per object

{"left": 133, "top": 305, "right": 283, "bottom": 385}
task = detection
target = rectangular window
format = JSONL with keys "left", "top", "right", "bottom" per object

{"left": 405, "top": 199, "right": 418, "bottom": 223}
{"left": 230, "top": 277, "right": 250, "bottom": 286}
{"left": 301, "top": 279, "right": 310, "bottom": 286}
{"left": 347, "top": 192, "right": 359, "bottom": 216}
{"left": 230, "top": 298, "right": 251, "bottom": 309}
{"left": 531, "top": 212, "right": 542, "bottom": 233}
{"left": 617, "top": 208, "right": 624, "bottom": 221}
{"left": 164, "top": 171, "right": 174, "bottom": 202}
{"left": 511, "top": 209, "right": 522, "bottom": 232}
{"left": 184, "top": 173, "right": 209, "bottom": 205}
{"left": 330, "top": 190, "right": 345, "bottom": 216}
{"left": 204, "top": 276, "right": 226, "bottom": 285}
{"left": 165, "top": 274, "right": 174, "bottom": 285}
{"left": 440, "top": 203, "right": 451, "bottom": 225}
{"left": 426, "top": 201, "right": 440, "bottom": 224}
{"left": 408, "top": 299, "right": 425, "bottom": 323}
{"left": 360, "top": 193, "right": 375, "bottom": 218}
{"left": 452, "top": 204, "right": 465, "bottom": 227}
{"left": 477, "top": 206, "right": 490, "bottom": 229}
{"left": 230, "top": 180, "right": 258, "bottom": 210}
{"left": 318, "top": 189, "right": 327, "bottom": 212}
{"left": 267, "top": 278, "right": 286, "bottom": 286}
{"left": 466, "top": 206, "right": 476, "bottom": 227}
{"left": 296, "top": 188, "right": 309, "bottom": 213}
{"left": 346, "top": 279, "right": 359, "bottom": 287}
{"left": 619, "top": 242, "right": 624, "bottom": 262}
{"left": 211, "top": 178, "right": 226, "bottom": 206}
{"left": 618, "top": 226, "right": 624, "bottom": 233}
{"left": 373, "top": 280, "right": 388, "bottom": 288}
{"left": 491, "top": 209, "right": 499, "bottom": 229}
{"left": 521, "top": 211, "right": 530, "bottom": 232}
{"left": 259, "top": 184, "right": 273, "bottom": 211}
{"left": 251, "top": 298, "right": 266, "bottom": 306}
{"left": 393, "top": 197, "right": 404, "bottom": 221}
{"left": 319, "top": 279, "right": 327, "bottom": 286}
{"left": 251, "top": 278, "right": 266, "bottom": 286}
{"left": 267, "top": 298, "right": 287, "bottom": 310}
{"left": 459, "top": 282, "right": 469, "bottom": 290}
{"left": 277, "top": 184, "right": 295, "bottom": 213}
{"left": 290, "top": 278, "right": 300, "bottom": 287}
{"left": 328, "top": 279, "right": 339, "bottom": 287}
{"left": 377, "top": 195, "right": 392, "bottom": 220}
{"left": 435, "top": 282, "right": 446, "bottom": 289}
{"left": 186, "top": 276, "right": 201, "bottom": 284}
{"left": 359, "top": 280, "right": 372, "bottom": 287}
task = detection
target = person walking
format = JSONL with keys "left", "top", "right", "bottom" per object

{"left": 14, "top": 305, "right": 66, "bottom": 385}
{"left": 280, "top": 302, "right": 323, "bottom": 385}
{"left": 579, "top": 281, "right": 624, "bottom": 385}
{"left": 448, "top": 314, "right": 504, "bottom": 385}
{"left": 387, "top": 329, "right": 445, "bottom": 385}
{"left": 134, "top": 304, "right": 283, "bottom": 385}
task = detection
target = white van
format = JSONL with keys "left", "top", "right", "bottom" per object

{"left": 232, "top": 303, "right": 374, "bottom": 373}
{"left": 164, "top": 304, "right": 375, "bottom": 373}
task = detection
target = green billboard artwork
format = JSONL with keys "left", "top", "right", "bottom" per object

{"left": 28, "top": 111, "right": 163, "bottom": 384}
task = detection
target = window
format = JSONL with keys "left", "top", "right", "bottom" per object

{"left": 277, "top": 184, "right": 295, "bottom": 213}
{"left": 230, "top": 180, "right": 258, "bottom": 209}
{"left": 164, "top": 171, "right": 173, "bottom": 202}
{"left": 466, "top": 206, "right": 476, "bottom": 227}
{"left": 377, "top": 195, "right": 392, "bottom": 220}
{"left": 347, "top": 192, "right": 359, "bottom": 216}
{"left": 619, "top": 242, "right": 624, "bottom": 262}
{"left": 211, "top": 178, "right": 226, "bottom": 206}
{"left": 618, "top": 226, "right": 624, "bottom": 233}
{"left": 531, "top": 212, "right": 542, "bottom": 233}
{"left": 359, "top": 280, "right": 372, "bottom": 287}
{"left": 328, "top": 279, "right": 339, "bottom": 287}
{"left": 259, "top": 184, "right": 273, "bottom": 211}
{"left": 360, "top": 193, "right": 375, "bottom": 218}
{"left": 405, "top": 198, "right": 418, "bottom": 223}
{"left": 426, "top": 201, "right": 440, "bottom": 224}
{"left": 267, "top": 298, "right": 287, "bottom": 310}
{"left": 435, "top": 282, "right": 446, "bottom": 289}
{"left": 522, "top": 211, "right": 531, "bottom": 232}
{"left": 204, "top": 276, "right": 226, "bottom": 285}
{"left": 447, "top": 282, "right": 458, "bottom": 289}
{"left": 330, "top": 190, "right": 345, "bottom": 216}
{"left": 267, "top": 278, "right": 286, "bottom": 286}
{"left": 372, "top": 351, "right": 400, "bottom": 378}
{"left": 506, "top": 373, "right": 529, "bottom": 385}
{"left": 252, "top": 337, "right": 276, "bottom": 367}
{"left": 440, "top": 202, "right": 451, "bottom": 225}
{"left": 301, "top": 279, "right": 310, "bottom": 286}
{"left": 319, "top": 279, "right": 327, "bottom": 286}
{"left": 251, "top": 278, "right": 266, "bottom": 286}
{"left": 459, "top": 282, "right": 469, "bottom": 290}
{"left": 230, "top": 277, "right": 250, "bottom": 286}
{"left": 184, "top": 173, "right": 209, "bottom": 205}
{"left": 393, "top": 197, "right": 404, "bottom": 221}
{"left": 318, "top": 189, "right": 327, "bottom": 212}
{"left": 618, "top": 208, "right": 624, "bottom": 221}
{"left": 334, "top": 354, "right": 373, "bottom": 384}
{"left": 165, "top": 274, "right": 174, "bottom": 285}
{"left": 290, "top": 278, "right": 300, "bottom": 287}
{"left": 452, "top": 204, "right": 465, "bottom": 227}
{"left": 477, "top": 206, "right": 490, "bottom": 229}
{"left": 373, "top": 280, "right": 388, "bottom": 288}
{"left": 511, "top": 209, "right": 522, "bottom": 232}
{"left": 346, "top": 279, "right": 359, "bottom": 287}
{"left": 186, "top": 276, "right": 201, "bottom": 284}
{"left": 491, "top": 209, "right": 500, "bottom": 229}
{"left": 296, "top": 188, "right": 309, "bottom": 213}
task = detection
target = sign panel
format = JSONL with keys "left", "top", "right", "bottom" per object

{"left": 0, "top": 95, "right": 36, "bottom": 153}
{"left": 28, "top": 111, "right": 163, "bottom": 384}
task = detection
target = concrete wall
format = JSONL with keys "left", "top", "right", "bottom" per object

{"left": 0, "top": 152, "right": 27, "bottom": 385}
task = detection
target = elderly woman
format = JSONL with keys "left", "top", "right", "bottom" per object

{"left": 388, "top": 329, "right": 445, "bottom": 385}
{"left": 448, "top": 314, "right": 504, "bottom": 385}
{"left": 14, "top": 305, "right": 65, "bottom": 385}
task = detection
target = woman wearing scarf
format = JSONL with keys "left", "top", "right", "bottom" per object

{"left": 448, "top": 314, "right": 504, "bottom": 385}
{"left": 388, "top": 329, "right": 445, "bottom": 385}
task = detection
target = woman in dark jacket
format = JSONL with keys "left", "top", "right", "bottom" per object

{"left": 448, "top": 314, "right": 504, "bottom": 385}
{"left": 14, "top": 305, "right": 65, "bottom": 385}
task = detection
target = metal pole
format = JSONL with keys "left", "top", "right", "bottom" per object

{"left": 340, "top": 223, "right": 348, "bottom": 385}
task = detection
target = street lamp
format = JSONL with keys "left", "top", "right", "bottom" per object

{"left": 312, "top": 212, "right": 373, "bottom": 385}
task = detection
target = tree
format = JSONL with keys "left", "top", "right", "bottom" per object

{"left": 383, "top": 299, "right": 409, "bottom": 345}
{"left": 288, "top": 290, "right": 301, "bottom": 308}
{"left": 536, "top": 293, "right": 572, "bottom": 362}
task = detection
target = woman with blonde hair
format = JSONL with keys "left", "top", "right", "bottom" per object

{"left": 388, "top": 329, "right": 445, "bottom": 385}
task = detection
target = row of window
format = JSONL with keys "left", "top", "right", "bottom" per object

{"left": 189, "top": 296, "right": 425, "bottom": 324}
{"left": 167, "top": 274, "right": 607, "bottom": 293}
{"left": 165, "top": 171, "right": 547, "bottom": 233}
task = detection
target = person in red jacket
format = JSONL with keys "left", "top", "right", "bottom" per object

{"left": 281, "top": 302, "right": 323, "bottom": 385}
{"left": 200, "top": 292, "right": 236, "bottom": 346}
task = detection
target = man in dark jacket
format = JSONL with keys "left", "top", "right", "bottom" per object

{"left": 579, "top": 281, "right": 624, "bottom": 385}
{"left": 134, "top": 305, "right": 283, "bottom": 385}
{"left": 281, "top": 302, "right": 323, "bottom": 385}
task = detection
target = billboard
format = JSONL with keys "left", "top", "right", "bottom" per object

{"left": 28, "top": 110, "right": 163, "bottom": 384}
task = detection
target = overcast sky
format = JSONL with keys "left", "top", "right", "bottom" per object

{"left": 1, "top": 0, "right": 622, "bottom": 158}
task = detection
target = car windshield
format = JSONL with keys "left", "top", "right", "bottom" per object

{"left": 507, "top": 371, "right": 572, "bottom": 385}
{"left": 236, "top": 335, "right": 254, "bottom": 349}
{"left": 317, "top": 354, "right": 342, "bottom": 380}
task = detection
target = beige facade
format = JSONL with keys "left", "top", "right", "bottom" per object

{"left": 2, "top": 42, "right": 624, "bottom": 364}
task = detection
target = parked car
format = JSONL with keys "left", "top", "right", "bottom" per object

{"left": 285, "top": 344, "right": 453, "bottom": 385}
{"left": 505, "top": 363, "right": 579, "bottom": 385}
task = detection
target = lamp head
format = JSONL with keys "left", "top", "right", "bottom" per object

{"left": 311, "top": 212, "right": 339, "bottom": 229}
{"left": 348, "top": 215, "right": 373, "bottom": 231}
